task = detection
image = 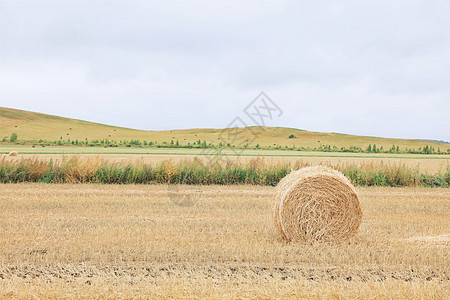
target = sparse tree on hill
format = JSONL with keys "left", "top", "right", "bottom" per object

{"left": 10, "top": 133, "right": 18, "bottom": 143}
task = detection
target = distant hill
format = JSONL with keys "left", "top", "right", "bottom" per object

{"left": 1, "top": 106, "right": 449, "bottom": 151}
{"left": 418, "top": 139, "right": 450, "bottom": 144}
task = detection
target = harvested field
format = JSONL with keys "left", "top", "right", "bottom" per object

{"left": 0, "top": 184, "right": 448, "bottom": 299}
{"left": 2, "top": 153, "right": 448, "bottom": 173}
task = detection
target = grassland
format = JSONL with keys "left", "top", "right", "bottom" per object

{"left": 0, "top": 184, "right": 448, "bottom": 299}
{"left": 1, "top": 106, "right": 449, "bottom": 298}
{"left": 2, "top": 106, "right": 449, "bottom": 151}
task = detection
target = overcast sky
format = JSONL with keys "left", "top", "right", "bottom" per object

{"left": 1, "top": 0, "right": 449, "bottom": 141}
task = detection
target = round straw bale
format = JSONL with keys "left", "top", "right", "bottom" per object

{"left": 8, "top": 151, "right": 18, "bottom": 157}
{"left": 273, "top": 166, "right": 362, "bottom": 242}
{"left": 272, "top": 169, "right": 308, "bottom": 239}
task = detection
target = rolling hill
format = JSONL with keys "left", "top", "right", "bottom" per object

{"left": 1, "top": 106, "right": 449, "bottom": 152}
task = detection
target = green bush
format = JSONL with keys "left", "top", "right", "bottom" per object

{"left": 10, "top": 133, "right": 18, "bottom": 143}
{"left": 0, "top": 156, "right": 447, "bottom": 187}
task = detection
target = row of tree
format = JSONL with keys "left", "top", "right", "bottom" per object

{"left": 2, "top": 133, "right": 449, "bottom": 154}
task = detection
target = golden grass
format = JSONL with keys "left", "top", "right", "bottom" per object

{"left": 0, "top": 184, "right": 448, "bottom": 299}
{"left": 1, "top": 155, "right": 439, "bottom": 187}
{"left": 2, "top": 106, "right": 450, "bottom": 151}
{"left": 2, "top": 151, "right": 449, "bottom": 173}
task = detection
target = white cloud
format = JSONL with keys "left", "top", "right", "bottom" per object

{"left": 0, "top": 0, "right": 449, "bottom": 140}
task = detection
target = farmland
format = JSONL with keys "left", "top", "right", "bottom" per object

{"left": 0, "top": 184, "right": 448, "bottom": 299}
{"left": 1, "top": 107, "right": 449, "bottom": 298}
{"left": 2, "top": 144, "right": 450, "bottom": 159}
{"left": 1, "top": 144, "right": 450, "bottom": 174}
{"left": 2, "top": 1, "right": 450, "bottom": 299}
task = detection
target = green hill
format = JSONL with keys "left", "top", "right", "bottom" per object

{"left": 1, "top": 106, "right": 449, "bottom": 152}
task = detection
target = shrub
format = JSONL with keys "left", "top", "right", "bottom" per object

{"left": 0, "top": 156, "right": 447, "bottom": 187}
{"left": 10, "top": 133, "right": 18, "bottom": 143}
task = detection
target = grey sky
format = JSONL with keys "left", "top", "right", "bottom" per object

{"left": 1, "top": 0, "right": 449, "bottom": 140}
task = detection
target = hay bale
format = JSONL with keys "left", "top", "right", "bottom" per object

{"left": 8, "top": 151, "right": 18, "bottom": 157}
{"left": 272, "top": 166, "right": 362, "bottom": 242}
{"left": 272, "top": 169, "right": 302, "bottom": 239}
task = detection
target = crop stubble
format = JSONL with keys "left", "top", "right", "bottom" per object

{"left": 0, "top": 184, "right": 448, "bottom": 299}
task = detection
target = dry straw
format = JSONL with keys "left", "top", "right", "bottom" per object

{"left": 272, "top": 166, "right": 362, "bottom": 242}
{"left": 8, "top": 151, "right": 18, "bottom": 157}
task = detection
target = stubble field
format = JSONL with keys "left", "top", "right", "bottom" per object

{"left": 0, "top": 184, "right": 448, "bottom": 299}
